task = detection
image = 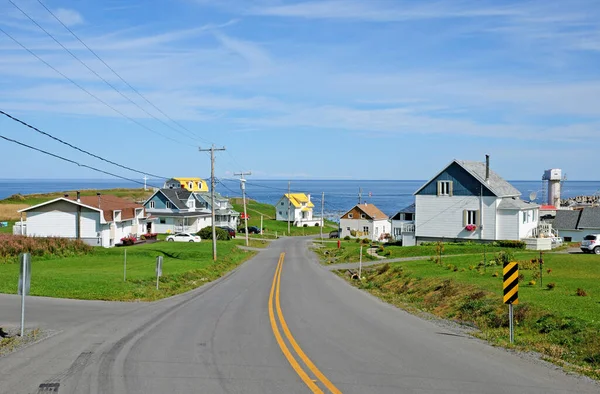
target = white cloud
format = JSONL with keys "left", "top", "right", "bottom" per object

{"left": 52, "top": 8, "right": 84, "bottom": 26}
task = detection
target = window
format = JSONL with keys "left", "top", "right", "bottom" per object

{"left": 113, "top": 210, "right": 122, "bottom": 222}
{"left": 375, "top": 227, "right": 379, "bottom": 235}
{"left": 532, "top": 210, "right": 537, "bottom": 221}
{"left": 404, "top": 213, "right": 414, "bottom": 221}
{"left": 348, "top": 213, "right": 353, "bottom": 219}
{"left": 188, "top": 182, "right": 194, "bottom": 189}
{"left": 281, "top": 202, "right": 284, "bottom": 206}
{"left": 437, "top": 181, "right": 453, "bottom": 196}
{"left": 363, "top": 226, "right": 369, "bottom": 234}
{"left": 522, "top": 211, "right": 527, "bottom": 224}
{"left": 159, "top": 218, "right": 166, "bottom": 224}
{"left": 463, "top": 210, "right": 479, "bottom": 226}
{"left": 166, "top": 201, "right": 173, "bottom": 209}
{"left": 279, "top": 211, "right": 282, "bottom": 215}
{"left": 149, "top": 201, "right": 155, "bottom": 209}
{"left": 346, "top": 227, "right": 350, "bottom": 231}
{"left": 361, "top": 214, "right": 366, "bottom": 219}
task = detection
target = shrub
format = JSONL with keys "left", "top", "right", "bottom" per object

{"left": 547, "top": 282, "right": 556, "bottom": 290}
{"left": 344, "top": 236, "right": 351, "bottom": 240}
{"left": 350, "top": 230, "right": 357, "bottom": 236}
{"left": 0, "top": 234, "right": 92, "bottom": 262}
{"left": 361, "top": 238, "right": 370, "bottom": 244}
{"left": 378, "top": 245, "right": 385, "bottom": 252}
{"left": 495, "top": 250, "right": 515, "bottom": 265}
{"left": 495, "top": 240, "right": 526, "bottom": 249}
{"left": 120, "top": 235, "right": 137, "bottom": 246}
{"left": 303, "top": 224, "right": 308, "bottom": 227}
{"left": 198, "top": 227, "right": 231, "bottom": 241}
{"left": 576, "top": 288, "right": 587, "bottom": 297}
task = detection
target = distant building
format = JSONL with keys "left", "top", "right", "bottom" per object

{"left": 16, "top": 193, "right": 147, "bottom": 247}
{"left": 340, "top": 203, "right": 390, "bottom": 242}
{"left": 414, "top": 157, "right": 540, "bottom": 243}
{"left": 143, "top": 189, "right": 212, "bottom": 234}
{"left": 391, "top": 203, "right": 416, "bottom": 246}
{"left": 275, "top": 193, "right": 322, "bottom": 227}
{"left": 553, "top": 207, "right": 600, "bottom": 242}
{"left": 164, "top": 177, "right": 209, "bottom": 192}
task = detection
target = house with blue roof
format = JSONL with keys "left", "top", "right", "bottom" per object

{"left": 414, "top": 156, "right": 540, "bottom": 243}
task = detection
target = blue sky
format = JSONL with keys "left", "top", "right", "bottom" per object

{"left": 0, "top": 0, "right": 599, "bottom": 181}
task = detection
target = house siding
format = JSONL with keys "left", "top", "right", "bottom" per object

{"left": 497, "top": 210, "right": 519, "bottom": 240}
{"left": 518, "top": 209, "right": 539, "bottom": 239}
{"left": 416, "top": 162, "right": 495, "bottom": 197}
{"left": 556, "top": 229, "right": 586, "bottom": 242}
{"left": 415, "top": 195, "right": 497, "bottom": 240}
{"left": 26, "top": 201, "right": 100, "bottom": 238}
{"left": 340, "top": 218, "right": 389, "bottom": 241}
{"left": 146, "top": 192, "right": 175, "bottom": 211}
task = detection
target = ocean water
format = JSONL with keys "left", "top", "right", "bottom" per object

{"left": 2, "top": 178, "right": 599, "bottom": 220}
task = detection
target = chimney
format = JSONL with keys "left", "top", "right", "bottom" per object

{"left": 307, "top": 193, "right": 311, "bottom": 203}
{"left": 76, "top": 191, "right": 81, "bottom": 202}
{"left": 97, "top": 192, "right": 101, "bottom": 208}
{"left": 485, "top": 154, "right": 490, "bottom": 182}
{"left": 64, "top": 194, "right": 69, "bottom": 198}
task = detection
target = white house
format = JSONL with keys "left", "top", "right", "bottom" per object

{"left": 340, "top": 203, "right": 390, "bottom": 242}
{"left": 275, "top": 193, "right": 322, "bottom": 227}
{"left": 16, "top": 193, "right": 148, "bottom": 248}
{"left": 414, "top": 156, "right": 540, "bottom": 243}
{"left": 391, "top": 203, "right": 416, "bottom": 246}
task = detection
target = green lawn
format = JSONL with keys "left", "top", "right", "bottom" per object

{"left": 232, "top": 199, "right": 337, "bottom": 237}
{"left": 340, "top": 251, "right": 600, "bottom": 377}
{"left": 0, "top": 221, "right": 12, "bottom": 234}
{"left": 1, "top": 188, "right": 152, "bottom": 205}
{"left": 314, "top": 240, "right": 513, "bottom": 264}
{"left": 0, "top": 240, "right": 256, "bottom": 301}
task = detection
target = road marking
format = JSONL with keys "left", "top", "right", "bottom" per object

{"left": 269, "top": 254, "right": 324, "bottom": 393}
{"left": 271, "top": 252, "right": 343, "bottom": 394}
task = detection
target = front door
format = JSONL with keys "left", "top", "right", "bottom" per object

{"left": 146, "top": 222, "right": 152, "bottom": 234}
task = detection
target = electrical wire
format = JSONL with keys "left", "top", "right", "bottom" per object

{"left": 0, "top": 133, "right": 163, "bottom": 188}
{"left": 34, "top": 0, "right": 213, "bottom": 145}
{"left": 0, "top": 26, "right": 187, "bottom": 145}
{"left": 0, "top": 109, "right": 169, "bottom": 180}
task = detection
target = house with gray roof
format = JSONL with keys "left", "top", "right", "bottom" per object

{"left": 195, "top": 192, "right": 240, "bottom": 229}
{"left": 553, "top": 207, "right": 600, "bottom": 242}
{"left": 143, "top": 188, "right": 212, "bottom": 234}
{"left": 413, "top": 157, "right": 540, "bottom": 242}
{"left": 391, "top": 203, "right": 416, "bottom": 246}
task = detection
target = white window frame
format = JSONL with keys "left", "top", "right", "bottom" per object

{"left": 363, "top": 226, "right": 369, "bottom": 234}
{"left": 463, "top": 210, "right": 479, "bottom": 226}
{"left": 348, "top": 213, "right": 353, "bottom": 219}
{"left": 113, "top": 210, "right": 122, "bottom": 222}
{"left": 166, "top": 201, "right": 173, "bottom": 209}
{"left": 149, "top": 201, "right": 155, "bottom": 209}
{"left": 437, "top": 180, "right": 453, "bottom": 196}
{"left": 361, "top": 214, "right": 366, "bottom": 219}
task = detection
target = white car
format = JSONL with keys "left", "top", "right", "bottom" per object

{"left": 166, "top": 233, "right": 201, "bottom": 243}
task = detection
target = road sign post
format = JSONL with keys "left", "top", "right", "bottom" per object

{"left": 124, "top": 249, "right": 127, "bottom": 282}
{"left": 359, "top": 245, "right": 363, "bottom": 279}
{"left": 503, "top": 261, "right": 519, "bottom": 344}
{"left": 18, "top": 253, "right": 31, "bottom": 337}
{"left": 156, "top": 256, "right": 163, "bottom": 290}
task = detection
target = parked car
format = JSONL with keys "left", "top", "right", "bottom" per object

{"left": 550, "top": 237, "right": 564, "bottom": 248}
{"left": 329, "top": 230, "right": 340, "bottom": 238}
{"left": 218, "top": 226, "right": 236, "bottom": 238}
{"left": 581, "top": 234, "right": 600, "bottom": 254}
{"left": 246, "top": 226, "right": 261, "bottom": 234}
{"left": 166, "top": 233, "right": 201, "bottom": 243}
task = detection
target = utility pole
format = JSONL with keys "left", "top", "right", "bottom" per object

{"left": 287, "top": 181, "right": 291, "bottom": 235}
{"left": 358, "top": 187, "right": 362, "bottom": 204}
{"left": 320, "top": 192, "right": 324, "bottom": 240}
{"left": 199, "top": 145, "right": 226, "bottom": 261}
{"left": 234, "top": 171, "right": 252, "bottom": 247}
{"left": 143, "top": 175, "right": 148, "bottom": 191}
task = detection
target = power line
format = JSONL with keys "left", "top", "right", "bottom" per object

{"left": 8, "top": 0, "right": 200, "bottom": 143}
{"left": 0, "top": 26, "right": 187, "bottom": 145}
{"left": 0, "top": 109, "right": 169, "bottom": 180}
{"left": 34, "top": 0, "right": 213, "bottom": 145}
{"left": 0, "top": 133, "right": 162, "bottom": 188}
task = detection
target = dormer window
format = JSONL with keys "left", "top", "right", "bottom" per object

{"left": 188, "top": 181, "right": 194, "bottom": 189}
{"left": 437, "top": 181, "right": 453, "bottom": 196}
{"left": 113, "top": 210, "right": 122, "bottom": 222}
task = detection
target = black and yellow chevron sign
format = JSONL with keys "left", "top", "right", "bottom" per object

{"left": 503, "top": 262, "right": 519, "bottom": 305}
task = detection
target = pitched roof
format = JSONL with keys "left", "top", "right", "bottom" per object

{"left": 414, "top": 159, "right": 521, "bottom": 197}
{"left": 577, "top": 207, "right": 600, "bottom": 228}
{"left": 391, "top": 203, "right": 415, "bottom": 220}
{"left": 159, "top": 188, "right": 192, "bottom": 209}
{"left": 497, "top": 197, "right": 540, "bottom": 210}
{"left": 19, "top": 195, "right": 144, "bottom": 223}
{"left": 284, "top": 193, "right": 315, "bottom": 208}
{"left": 552, "top": 209, "right": 582, "bottom": 230}
{"left": 355, "top": 203, "right": 388, "bottom": 220}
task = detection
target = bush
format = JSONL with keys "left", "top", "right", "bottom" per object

{"left": 0, "top": 234, "right": 92, "bottom": 262}
{"left": 576, "top": 288, "right": 587, "bottom": 297}
{"left": 495, "top": 240, "right": 526, "bottom": 249}
{"left": 360, "top": 238, "right": 370, "bottom": 244}
{"left": 303, "top": 224, "right": 308, "bottom": 227}
{"left": 198, "top": 227, "right": 231, "bottom": 241}
{"left": 344, "top": 236, "right": 351, "bottom": 241}
{"left": 494, "top": 250, "right": 515, "bottom": 266}
{"left": 547, "top": 282, "right": 556, "bottom": 290}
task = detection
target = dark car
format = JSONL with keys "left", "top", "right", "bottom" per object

{"left": 238, "top": 226, "right": 261, "bottom": 234}
{"left": 329, "top": 230, "right": 340, "bottom": 239}
{"left": 218, "top": 226, "right": 236, "bottom": 238}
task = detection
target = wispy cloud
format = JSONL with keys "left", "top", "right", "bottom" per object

{"left": 52, "top": 8, "right": 84, "bottom": 26}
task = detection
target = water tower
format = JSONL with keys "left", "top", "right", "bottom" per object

{"left": 542, "top": 169, "right": 562, "bottom": 207}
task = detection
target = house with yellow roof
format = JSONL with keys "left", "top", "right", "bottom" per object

{"left": 164, "top": 177, "right": 209, "bottom": 192}
{"left": 275, "top": 193, "right": 322, "bottom": 227}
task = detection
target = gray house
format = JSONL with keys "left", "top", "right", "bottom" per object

{"left": 144, "top": 189, "right": 211, "bottom": 234}
{"left": 195, "top": 192, "right": 240, "bottom": 228}
{"left": 553, "top": 207, "right": 600, "bottom": 242}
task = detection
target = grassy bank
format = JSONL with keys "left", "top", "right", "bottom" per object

{"left": 338, "top": 252, "right": 600, "bottom": 379}
{"left": 1, "top": 188, "right": 153, "bottom": 206}
{"left": 232, "top": 199, "right": 337, "bottom": 237}
{"left": 0, "top": 240, "right": 255, "bottom": 301}
{"left": 314, "top": 239, "right": 512, "bottom": 264}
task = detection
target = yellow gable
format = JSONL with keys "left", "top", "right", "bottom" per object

{"left": 285, "top": 193, "right": 315, "bottom": 208}
{"left": 174, "top": 177, "right": 209, "bottom": 192}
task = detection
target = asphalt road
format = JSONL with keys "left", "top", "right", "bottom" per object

{"left": 0, "top": 237, "right": 598, "bottom": 393}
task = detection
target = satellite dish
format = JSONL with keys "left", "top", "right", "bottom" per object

{"left": 529, "top": 191, "right": 537, "bottom": 201}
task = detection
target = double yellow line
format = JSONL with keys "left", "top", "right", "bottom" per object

{"left": 268, "top": 253, "right": 342, "bottom": 394}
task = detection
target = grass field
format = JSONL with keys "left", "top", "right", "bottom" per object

{"left": 0, "top": 188, "right": 153, "bottom": 206}
{"left": 0, "top": 240, "right": 256, "bottom": 301}
{"left": 314, "top": 239, "right": 513, "bottom": 264}
{"left": 339, "top": 251, "right": 600, "bottom": 378}
{"left": 232, "top": 199, "right": 337, "bottom": 237}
